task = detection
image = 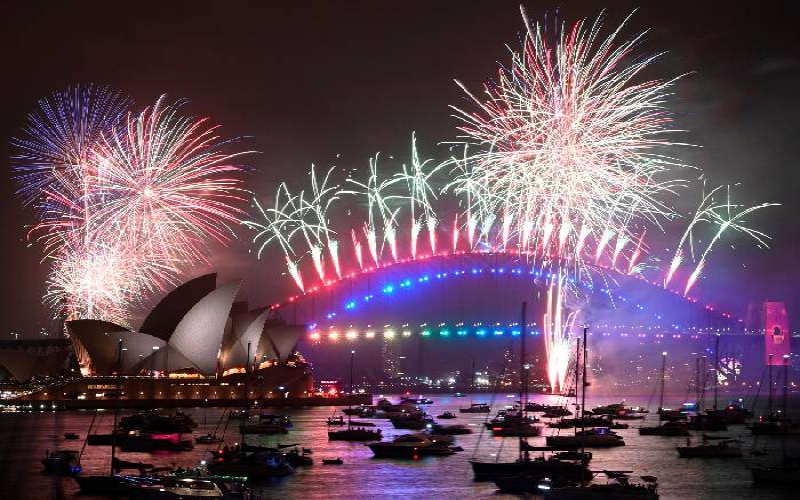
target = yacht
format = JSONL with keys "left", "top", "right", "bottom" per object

{"left": 390, "top": 414, "right": 436, "bottom": 430}
{"left": 327, "top": 416, "right": 345, "bottom": 426}
{"left": 400, "top": 396, "right": 434, "bottom": 405}
{"left": 129, "top": 478, "right": 223, "bottom": 499}
{"left": 472, "top": 454, "right": 590, "bottom": 482}
{"left": 437, "top": 411, "right": 457, "bottom": 419}
{"left": 368, "top": 434, "right": 456, "bottom": 458}
{"left": 546, "top": 428, "right": 625, "bottom": 448}
{"left": 676, "top": 440, "right": 743, "bottom": 458}
{"left": 195, "top": 433, "right": 223, "bottom": 444}
{"left": 207, "top": 451, "right": 294, "bottom": 478}
{"left": 459, "top": 403, "right": 491, "bottom": 413}
{"left": 328, "top": 427, "right": 382, "bottom": 441}
{"left": 639, "top": 421, "right": 690, "bottom": 436}
{"left": 542, "top": 474, "right": 659, "bottom": 499}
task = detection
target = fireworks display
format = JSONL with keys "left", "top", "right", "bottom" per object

{"left": 12, "top": 88, "right": 249, "bottom": 326}
{"left": 247, "top": 9, "right": 776, "bottom": 393}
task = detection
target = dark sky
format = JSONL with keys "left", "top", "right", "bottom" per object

{"left": 1, "top": 1, "right": 799, "bottom": 336}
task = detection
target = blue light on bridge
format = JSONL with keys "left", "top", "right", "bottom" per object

{"left": 511, "top": 329, "right": 521, "bottom": 336}
{"left": 493, "top": 329, "right": 504, "bottom": 336}
{"left": 439, "top": 329, "right": 450, "bottom": 337}
{"left": 476, "top": 329, "right": 487, "bottom": 336}
{"left": 457, "top": 329, "right": 468, "bottom": 336}
{"left": 345, "top": 301, "right": 356, "bottom": 310}
{"left": 383, "top": 285, "right": 394, "bottom": 294}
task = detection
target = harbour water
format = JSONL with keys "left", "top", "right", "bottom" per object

{"left": 0, "top": 393, "right": 796, "bottom": 499}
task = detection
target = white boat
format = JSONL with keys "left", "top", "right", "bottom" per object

{"left": 130, "top": 478, "right": 223, "bottom": 499}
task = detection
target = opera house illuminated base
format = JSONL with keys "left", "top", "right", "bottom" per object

{"left": 3, "top": 274, "right": 374, "bottom": 408}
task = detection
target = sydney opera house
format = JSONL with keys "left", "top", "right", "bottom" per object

{"left": 3, "top": 274, "right": 320, "bottom": 407}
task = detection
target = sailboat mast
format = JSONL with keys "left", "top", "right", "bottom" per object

{"left": 581, "top": 327, "right": 588, "bottom": 459}
{"left": 767, "top": 354, "right": 774, "bottom": 417}
{"left": 659, "top": 352, "right": 667, "bottom": 413}
{"left": 782, "top": 355, "right": 789, "bottom": 461}
{"left": 574, "top": 338, "right": 581, "bottom": 435}
{"left": 110, "top": 339, "right": 122, "bottom": 476}
{"left": 713, "top": 335, "right": 720, "bottom": 410}
{"left": 348, "top": 350, "right": 355, "bottom": 427}
{"left": 519, "top": 301, "right": 528, "bottom": 462}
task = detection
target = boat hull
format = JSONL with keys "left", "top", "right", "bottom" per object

{"left": 470, "top": 459, "right": 589, "bottom": 482}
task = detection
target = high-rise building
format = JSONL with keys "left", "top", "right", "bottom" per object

{"left": 382, "top": 336, "right": 401, "bottom": 379}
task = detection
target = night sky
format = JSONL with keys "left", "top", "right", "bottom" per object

{"left": 1, "top": 1, "right": 799, "bottom": 336}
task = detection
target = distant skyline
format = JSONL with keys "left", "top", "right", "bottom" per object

{"left": 2, "top": 1, "right": 799, "bottom": 335}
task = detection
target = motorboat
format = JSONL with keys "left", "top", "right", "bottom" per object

{"left": 546, "top": 428, "right": 625, "bottom": 448}
{"left": 74, "top": 475, "right": 137, "bottom": 495}
{"left": 400, "top": 396, "right": 434, "bottom": 405}
{"left": 390, "top": 414, "right": 436, "bottom": 430}
{"left": 322, "top": 458, "right": 344, "bottom": 465}
{"left": 327, "top": 416, "right": 346, "bottom": 426}
{"left": 195, "top": 433, "right": 223, "bottom": 444}
{"left": 120, "top": 410, "right": 197, "bottom": 434}
{"left": 542, "top": 474, "right": 659, "bottom": 499}
{"left": 64, "top": 432, "right": 79, "bottom": 440}
{"left": 676, "top": 440, "right": 743, "bottom": 458}
{"left": 748, "top": 418, "right": 800, "bottom": 435}
{"left": 548, "top": 416, "right": 613, "bottom": 429}
{"left": 471, "top": 455, "right": 590, "bottom": 482}
{"left": 207, "top": 451, "right": 294, "bottom": 478}
{"left": 542, "top": 407, "right": 573, "bottom": 418}
{"left": 328, "top": 426, "right": 382, "bottom": 441}
{"left": 459, "top": 403, "right": 491, "bottom": 413}
{"left": 368, "top": 434, "right": 457, "bottom": 458}
{"left": 437, "top": 411, "right": 457, "bottom": 419}
{"left": 227, "top": 409, "right": 249, "bottom": 420}
{"left": 129, "top": 478, "right": 223, "bottom": 499}
{"left": 639, "top": 421, "right": 690, "bottom": 436}
{"left": 258, "top": 414, "right": 293, "bottom": 428}
{"left": 42, "top": 450, "right": 82, "bottom": 475}
{"left": 705, "top": 399, "right": 753, "bottom": 424}
{"left": 89, "top": 431, "right": 194, "bottom": 451}
{"left": 430, "top": 424, "right": 472, "bottom": 435}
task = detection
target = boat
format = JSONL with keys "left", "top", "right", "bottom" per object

{"left": 195, "top": 433, "right": 223, "bottom": 444}
{"left": 676, "top": 439, "right": 743, "bottom": 458}
{"left": 437, "top": 411, "right": 457, "bottom": 419}
{"left": 239, "top": 422, "right": 289, "bottom": 435}
{"left": 329, "top": 350, "right": 383, "bottom": 441}
{"left": 327, "top": 416, "right": 346, "bottom": 426}
{"left": 129, "top": 477, "right": 223, "bottom": 499}
{"left": 705, "top": 399, "right": 753, "bottom": 425}
{"left": 541, "top": 474, "right": 660, "bottom": 499}
{"left": 430, "top": 424, "right": 472, "bottom": 435}
{"left": 523, "top": 402, "right": 550, "bottom": 412}
{"left": 639, "top": 421, "right": 690, "bottom": 436}
{"left": 367, "top": 434, "right": 457, "bottom": 458}
{"left": 322, "top": 458, "right": 344, "bottom": 465}
{"left": 400, "top": 396, "right": 434, "bottom": 405}
{"left": 542, "top": 407, "right": 573, "bottom": 418}
{"left": 459, "top": 403, "right": 491, "bottom": 413}
{"left": 492, "top": 421, "right": 542, "bottom": 437}
{"left": 42, "top": 450, "right": 82, "bottom": 475}
{"left": 119, "top": 410, "right": 197, "bottom": 434}
{"left": 64, "top": 432, "right": 79, "bottom": 440}
{"left": 258, "top": 413, "right": 293, "bottom": 428}
{"left": 74, "top": 475, "right": 139, "bottom": 496}
{"left": 227, "top": 409, "right": 249, "bottom": 420}
{"left": 548, "top": 416, "right": 613, "bottom": 429}
{"left": 390, "top": 414, "right": 436, "bottom": 430}
{"left": 207, "top": 451, "right": 294, "bottom": 478}
{"left": 547, "top": 427, "right": 625, "bottom": 448}
{"left": 329, "top": 426, "right": 383, "bottom": 440}
{"left": 349, "top": 420, "right": 376, "bottom": 427}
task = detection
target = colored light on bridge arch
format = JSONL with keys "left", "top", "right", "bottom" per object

{"left": 439, "top": 329, "right": 450, "bottom": 337}
{"left": 421, "top": 330, "right": 431, "bottom": 336}
{"left": 476, "top": 329, "right": 487, "bottom": 336}
{"left": 457, "top": 330, "right": 468, "bottom": 336}
{"left": 346, "top": 331, "right": 357, "bottom": 340}
{"left": 329, "top": 332, "right": 340, "bottom": 340}
{"left": 493, "top": 329, "right": 504, "bottom": 336}
{"left": 309, "top": 332, "right": 321, "bottom": 341}
{"left": 383, "top": 285, "right": 394, "bottom": 294}
{"left": 402, "top": 330, "right": 412, "bottom": 337}
{"left": 365, "top": 331, "right": 376, "bottom": 339}
{"left": 511, "top": 330, "right": 521, "bottom": 336}
{"left": 384, "top": 330, "right": 396, "bottom": 339}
